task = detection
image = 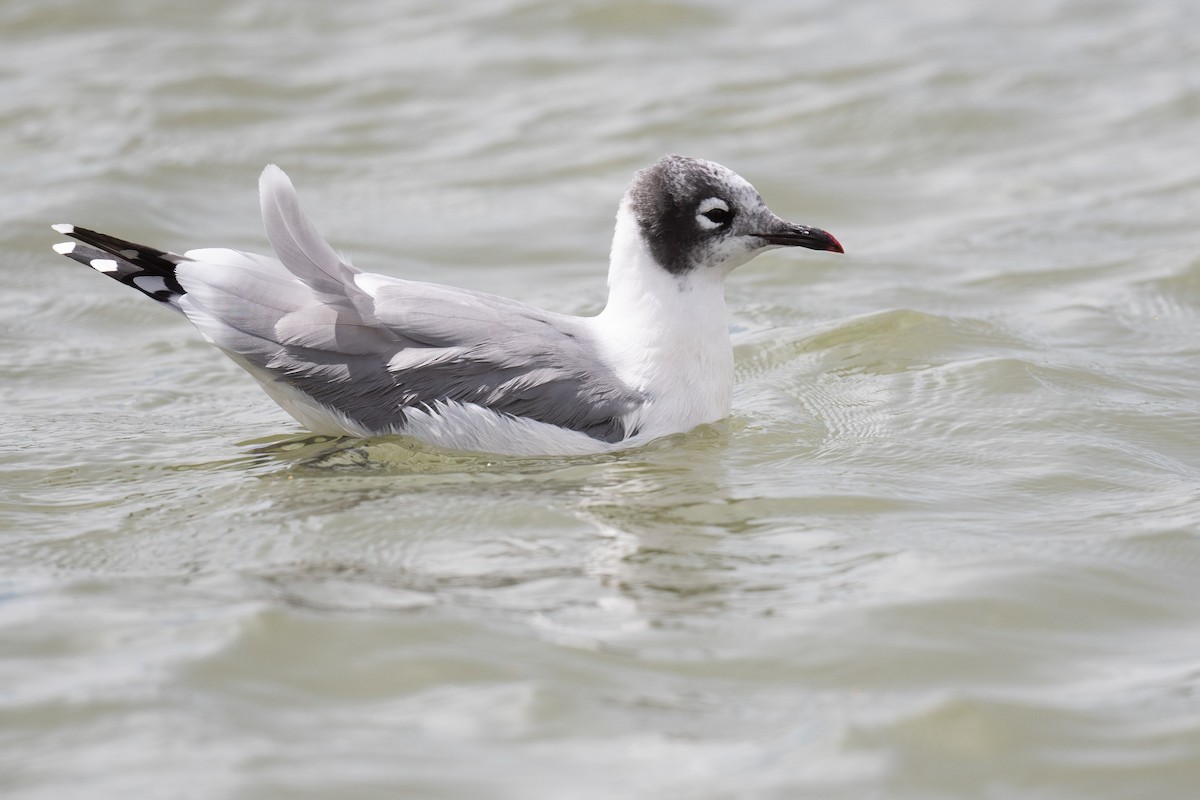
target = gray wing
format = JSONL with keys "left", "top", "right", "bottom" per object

{"left": 177, "top": 166, "right": 643, "bottom": 442}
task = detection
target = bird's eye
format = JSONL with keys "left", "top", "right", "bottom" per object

{"left": 702, "top": 207, "right": 730, "bottom": 225}
{"left": 695, "top": 198, "right": 732, "bottom": 230}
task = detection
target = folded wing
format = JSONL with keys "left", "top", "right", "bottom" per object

{"left": 175, "top": 167, "right": 643, "bottom": 441}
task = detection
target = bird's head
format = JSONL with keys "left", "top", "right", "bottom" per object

{"left": 624, "top": 154, "right": 843, "bottom": 279}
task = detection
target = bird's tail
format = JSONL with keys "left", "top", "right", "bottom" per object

{"left": 51, "top": 224, "right": 188, "bottom": 312}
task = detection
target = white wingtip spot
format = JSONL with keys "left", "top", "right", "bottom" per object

{"left": 51, "top": 223, "right": 75, "bottom": 235}
{"left": 52, "top": 241, "right": 76, "bottom": 255}
{"left": 90, "top": 258, "right": 120, "bottom": 273}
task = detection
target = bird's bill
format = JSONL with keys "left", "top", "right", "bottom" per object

{"left": 754, "top": 222, "right": 844, "bottom": 253}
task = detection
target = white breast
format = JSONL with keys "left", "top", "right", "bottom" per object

{"left": 586, "top": 203, "right": 736, "bottom": 441}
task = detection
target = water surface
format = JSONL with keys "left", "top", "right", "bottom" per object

{"left": 2, "top": 1, "right": 1200, "bottom": 797}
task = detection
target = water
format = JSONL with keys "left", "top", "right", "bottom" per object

{"left": 3, "top": 1, "right": 1200, "bottom": 797}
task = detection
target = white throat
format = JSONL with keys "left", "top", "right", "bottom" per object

{"left": 586, "top": 200, "right": 735, "bottom": 439}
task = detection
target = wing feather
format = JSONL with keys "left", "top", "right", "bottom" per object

{"left": 175, "top": 167, "right": 643, "bottom": 441}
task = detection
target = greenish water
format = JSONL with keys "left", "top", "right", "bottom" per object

{"left": 3, "top": 1, "right": 1200, "bottom": 798}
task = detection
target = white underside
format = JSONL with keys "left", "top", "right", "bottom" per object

{"left": 396, "top": 400, "right": 625, "bottom": 456}
{"left": 231, "top": 353, "right": 623, "bottom": 456}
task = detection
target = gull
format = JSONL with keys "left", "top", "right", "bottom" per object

{"left": 51, "top": 155, "right": 843, "bottom": 456}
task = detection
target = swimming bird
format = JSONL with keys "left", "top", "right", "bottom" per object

{"left": 51, "top": 155, "right": 842, "bottom": 456}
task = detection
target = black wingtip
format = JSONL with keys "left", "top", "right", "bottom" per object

{"left": 50, "top": 224, "right": 188, "bottom": 307}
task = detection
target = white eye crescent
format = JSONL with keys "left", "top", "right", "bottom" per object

{"left": 695, "top": 197, "right": 731, "bottom": 230}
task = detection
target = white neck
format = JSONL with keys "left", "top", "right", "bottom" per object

{"left": 587, "top": 200, "right": 735, "bottom": 438}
